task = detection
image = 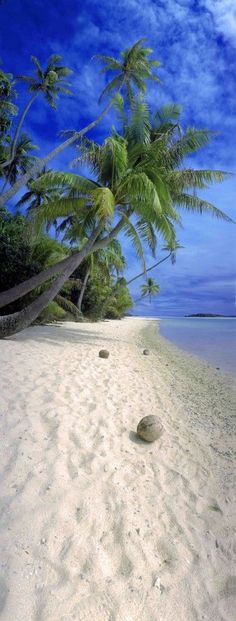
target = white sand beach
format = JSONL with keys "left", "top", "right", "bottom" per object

{"left": 0, "top": 317, "right": 235, "bottom": 621}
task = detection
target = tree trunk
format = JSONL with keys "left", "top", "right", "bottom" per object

{"left": 0, "top": 212, "right": 128, "bottom": 310}
{"left": 0, "top": 98, "right": 113, "bottom": 208}
{"left": 0, "top": 253, "right": 76, "bottom": 309}
{"left": 0, "top": 241, "right": 96, "bottom": 338}
{"left": 0, "top": 215, "right": 127, "bottom": 337}
{"left": 126, "top": 253, "right": 171, "bottom": 285}
{"left": 77, "top": 267, "right": 90, "bottom": 312}
{"left": 1, "top": 93, "right": 39, "bottom": 171}
{"left": 0, "top": 263, "right": 79, "bottom": 338}
{"left": 99, "top": 252, "right": 172, "bottom": 314}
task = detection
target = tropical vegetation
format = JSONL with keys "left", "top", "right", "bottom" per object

{"left": 0, "top": 39, "right": 232, "bottom": 337}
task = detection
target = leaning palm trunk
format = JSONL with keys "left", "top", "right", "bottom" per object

{"left": 0, "top": 254, "right": 76, "bottom": 309}
{"left": 0, "top": 216, "right": 126, "bottom": 337}
{"left": 126, "top": 252, "right": 172, "bottom": 285}
{"left": 0, "top": 231, "right": 99, "bottom": 338}
{"left": 77, "top": 267, "right": 90, "bottom": 312}
{"left": 0, "top": 211, "right": 126, "bottom": 310}
{"left": 1, "top": 93, "right": 38, "bottom": 171}
{"left": 0, "top": 265, "right": 77, "bottom": 338}
{"left": 100, "top": 252, "right": 172, "bottom": 315}
{"left": 0, "top": 98, "right": 114, "bottom": 208}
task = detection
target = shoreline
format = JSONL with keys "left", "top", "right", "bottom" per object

{"left": 133, "top": 314, "right": 236, "bottom": 378}
{"left": 0, "top": 318, "right": 235, "bottom": 620}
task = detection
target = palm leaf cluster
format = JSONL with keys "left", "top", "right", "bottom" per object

{"left": 17, "top": 55, "right": 73, "bottom": 108}
{"left": 96, "top": 38, "right": 161, "bottom": 104}
{"left": 140, "top": 277, "right": 160, "bottom": 302}
{"left": 29, "top": 100, "right": 231, "bottom": 277}
{"left": 0, "top": 133, "right": 38, "bottom": 184}
{"left": 0, "top": 67, "right": 17, "bottom": 138}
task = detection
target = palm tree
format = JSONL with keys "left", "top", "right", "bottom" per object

{"left": 61, "top": 215, "right": 126, "bottom": 313}
{"left": 15, "top": 167, "right": 58, "bottom": 214}
{"left": 1, "top": 133, "right": 37, "bottom": 191}
{"left": 77, "top": 239, "right": 125, "bottom": 312}
{"left": 0, "top": 103, "right": 231, "bottom": 337}
{"left": 96, "top": 38, "right": 160, "bottom": 103}
{"left": 0, "top": 39, "right": 161, "bottom": 208}
{"left": 0, "top": 55, "right": 72, "bottom": 171}
{"left": 20, "top": 231, "right": 82, "bottom": 321}
{"left": 140, "top": 277, "right": 160, "bottom": 303}
{"left": 0, "top": 66, "right": 17, "bottom": 140}
{"left": 126, "top": 240, "right": 183, "bottom": 286}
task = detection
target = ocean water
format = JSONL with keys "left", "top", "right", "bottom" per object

{"left": 159, "top": 317, "right": 236, "bottom": 376}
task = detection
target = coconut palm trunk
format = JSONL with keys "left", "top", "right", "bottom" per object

{"left": 1, "top": 93, "right": 39, "bottom": 171}
{"left": 126, "top": 252, "right": 172, "bottom": 285}
{"left": 0, "top": 225, "right": 100, "bottom": 338}
{"left": 0, "top": 265, "right": 76, "bottom": 338}
{"left": 0, "top": 215, "right": 127, "bottom": 337}
{"left": 0, "top": 253, "right": 77, "bottom": 309}
{"left": 0, "top": 98, "right": 114, "bottom": 208}
{"left": 77, "top": 267, "right": 90, "bottom": 312}
{"left": 99, "top": 252, "right": 172, "bottom": 313}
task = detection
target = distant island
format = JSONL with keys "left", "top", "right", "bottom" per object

{"left": 185, "top": 314, "right": 236, "bottom": 318}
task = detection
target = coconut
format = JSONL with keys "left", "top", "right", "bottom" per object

{"left": 137, "top": 415, "right": 163, "bottom": 442}
{"left": 99, "top": 349, "right": 110, "bottom": 359}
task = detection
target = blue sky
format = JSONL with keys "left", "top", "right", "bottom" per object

{"left": 0, "top": 0, "right": 235, "bottom": 315}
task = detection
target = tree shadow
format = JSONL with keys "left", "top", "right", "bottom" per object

{"left": 6, "top": 323, "right": 117, "bottom": 346}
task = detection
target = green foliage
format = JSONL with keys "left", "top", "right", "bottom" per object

{"left": 0, "top": 66, "right": 17, "bottom": 140}
{"left": 36, "top": 300, "right": 66, "bottom": 323}
{"left": 96, "top": 38, "right": 161, "bottom": 103}
{"left": 81, "top": 264, "right": 133, "bottom": 320}
{"left": 17, "top": 54, "right": 73, "bottom": 108}
{"left": 0, "top": 41, "right": 232, "bottom": 335}
{"left": 1, "top": 133, "right": 38, "bottom": 185}
{"left": 15, "top": 167, "right": 59, "bottom": 213}
{"left": 105, "top": 283, "right": 133, "bottom": 319}
{"left": 140, "top": 277, "right": 160, "bottom": 303}
{"left": 0, "top": 209, "right": 42, "bottom": 308}
{"left": 0, "top": 208, "right": 67, "bottom": 314}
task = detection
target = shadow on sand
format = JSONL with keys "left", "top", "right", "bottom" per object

{"left": 6, "top": 322, "right": 117, "bottom": 347}
{"left": 129, "top": 430, "right": 148, "bottom": 445}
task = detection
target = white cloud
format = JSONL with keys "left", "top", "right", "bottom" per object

{"left": 203, "top": 0, "right": 236, "bottom": 45}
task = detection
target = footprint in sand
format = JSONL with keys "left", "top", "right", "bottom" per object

{"left": 219, "top": 576, "right": 236, "bottom": 620}
{"left": 73, "top": 593, "right": 114, "bottom": 620}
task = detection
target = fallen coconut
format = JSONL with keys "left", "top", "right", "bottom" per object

{"left": 99, "top": 349, "right": 110, "bottom": 359}
{"left": 137, "top": 415, "right": 163, "bottom": 442}
{"left": 143, "top": 349, "right": 150, "bottom": 356}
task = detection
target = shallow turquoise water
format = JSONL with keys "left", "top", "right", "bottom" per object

{"left": 159, "top": 317, "right": 236, "bottom": 376}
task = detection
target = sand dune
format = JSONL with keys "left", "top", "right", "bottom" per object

{"left": 0, "top": 318, "right": 235, "bottom": 621}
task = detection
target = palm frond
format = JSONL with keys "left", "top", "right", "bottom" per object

{"left": 92, "top": 187, "right": 115, "bottom": 219}
{"left": 169, "top": 168, "right": 228, "bottom": 191}
{"left": 119, "top": 172, "right": 162, "bottom": 215}
{"left": 154, "top": 103, "right": 182, "bottom": 124}
{"left": 167, "top": 129, "right": 214, "bottom": 167}
{"left": 136, "top": 219, "right": 157, "bottom": 256}
{"left": 31, "top": 56, "right": 43, "bottom": 78}
{"left": 174, "top": 193, "right": 233, "bottom": 222}
{"left": 121, "top": 214, "right": 146, "bottom": 270}
{"left": 55, "top": 295, "right": 82, "bottom": 319}
{"left": 34, "top": 197, "right": 89, "bottom": 228}
{"left": 30, "top": 171, "right": 98, "bottom": 193}
{"left": 99, "top": 75, "right": 123, "bottom": 103}
{"left": 128, "top": 100, "right": 151, "bottom": 145}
